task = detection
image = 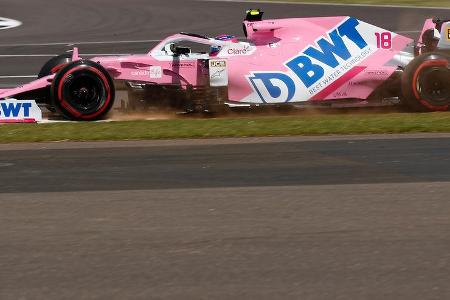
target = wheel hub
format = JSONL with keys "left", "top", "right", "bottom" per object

{"left": 417, "top": 66, "right": 450, "bottom": 106}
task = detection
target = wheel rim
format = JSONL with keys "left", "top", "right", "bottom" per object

{"left": 416, "top": 66, "right": 450, "bottom": 106}
{"left": 62, "top": 70, "right": 106, "bottom": 114}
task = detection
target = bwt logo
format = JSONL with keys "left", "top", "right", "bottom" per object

{"left": 249, "top": 17, "right": 370, "bottom": 103}
{"left": 0, "top": 102, "right": 32, "bottom": 117}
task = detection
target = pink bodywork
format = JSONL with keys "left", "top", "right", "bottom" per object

{"left": 0, "top": 16, "right": 415, "bottom": 105}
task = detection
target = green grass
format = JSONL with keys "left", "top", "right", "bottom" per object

{"left": 265, "top": 0, "right": 449, "bottom": 7}
{"left": 2, "top": 112, "right": 450, "bottom": 143}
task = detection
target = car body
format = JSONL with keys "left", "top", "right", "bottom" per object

{"left": 0, "top": 10, "right": 449, "bottom": 121}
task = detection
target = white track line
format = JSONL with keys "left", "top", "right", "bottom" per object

{"left": 0, "top": 39, "right": 161, "bottom": 48}
{"left": 397, "top": 30, "right": 421, "bottom": 33}
{"left": 0, "top": 17, "right": 22, "bottom": 30}
{"left": 0, "top": 29, "right": 419, "bottom": 50}
{"left": 0, "top": 53, "right": 130, "bottom": 57}
{"left": 0, "top": 75, "right": 36, "bottom": 79}
{"left": 0, "top": 54, "right": 56, "bottom": 57}
{"left": 200, "top": 0, "right": 450, "bottom": 10}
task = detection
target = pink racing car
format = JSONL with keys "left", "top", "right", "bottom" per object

{"left": 0, "top": 9, "right": 449, "bottom": 121}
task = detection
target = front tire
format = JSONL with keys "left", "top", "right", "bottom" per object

{"left": 51, "top": 60, "right": 115, "bottom": 121}
{"left": 38, "top": 53, "right": 72, "bottom": 78}
{"left": 402, "top": 52, "right": 450, "bottom": 111}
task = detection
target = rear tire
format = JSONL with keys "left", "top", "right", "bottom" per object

{"left": 51, "top": 60, "right": 115, "bottom": 121}
{"left": 402, "top": 52, "right": 450, "bottom": 111}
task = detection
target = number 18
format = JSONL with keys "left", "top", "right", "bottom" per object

{"left": 375, "top": 32, "right": 392, "bottom": 49}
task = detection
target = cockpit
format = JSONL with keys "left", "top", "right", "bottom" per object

{"left": 151, "top": 32, "right": 239, "bottom": 58}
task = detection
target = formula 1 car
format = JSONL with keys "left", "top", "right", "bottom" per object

{"left": 0, "top": 10, "right": 449, "bottom": 121}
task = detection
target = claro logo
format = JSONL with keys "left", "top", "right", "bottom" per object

{"left": 227, "top": 46, "right": 251, "bottom": 55}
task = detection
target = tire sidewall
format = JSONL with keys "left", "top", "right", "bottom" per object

{"left": 402, "top": 52, "right": 450, "bottom": 112}
{"left": 51, "top": 60, "right": 115, "bottom": 121}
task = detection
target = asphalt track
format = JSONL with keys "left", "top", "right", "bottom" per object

{"left": 1, "top": 1, "right": 450, "bottom": 299}
{"left": 1, "top": 135, "right": 450, "bottom": 299}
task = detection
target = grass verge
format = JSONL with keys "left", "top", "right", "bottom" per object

{"left": 1, "top": 112, "right": 450, "bottom": 143}
{"left": 260, "top": 0, "right": 449, "bottom": 7}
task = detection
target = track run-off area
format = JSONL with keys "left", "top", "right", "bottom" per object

{"left": 1, "top": 1, "right": 450, "bottom": 299}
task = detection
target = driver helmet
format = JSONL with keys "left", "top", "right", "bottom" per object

{"left": 210, "top": 34, "right": 238, "bottom": 56}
